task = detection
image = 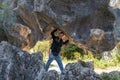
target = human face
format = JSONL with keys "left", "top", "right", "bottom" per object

{"left": 58, "top": 33, "right": 64, "bottom": 39}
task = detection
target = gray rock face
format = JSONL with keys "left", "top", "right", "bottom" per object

{"left": 60, "top": 61, "right": 101, "bottom": 80}
{"left": 0, "top": 41, "right": 46, "bottom": 80}
{"left": 31, "top": 0, "right": 116, "bottom": 53}
{"left": 0, "top": 41, "right": 102, "bottom": 80}
{"left": 109, "top": 0, "right": 120, "bottom": 42}
{"left": 43, "top": 70, "right": 59, "bottom": 80}
{"left": 0, "top": 0, "right": 120, "bottom": 53}
{"left": 0, "top": 0, "right": 44, "bottom": 50}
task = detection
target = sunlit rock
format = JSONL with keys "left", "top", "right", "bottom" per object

{"left": 0, "top": 41, "right": 45, "bottom": 80}
{"left": 0, "top": 0, "right": 120, "bottom": 53}
{"left": 60, "top": 61, "right": 101, "bottom": 80}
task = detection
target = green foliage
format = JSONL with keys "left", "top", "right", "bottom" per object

{"left": 116, "top": 53, "right": 120, "bottom": 62}
{"left": 0, "top": 2, "right": 8, "bottom": 22}
{"left": 29, "top": 41, "right": 120, "bottom": 69}
{"left": 82, "top": 52, "right": 94, "bottom": 61}
{"left": 61, "top": 44, "right": 84, "bottom": 60}
{"left": 101, "top": 73, "right": 120, "bottom": 80}
{"left": 94, "top": 59, "right": 109, "bottom": 69}
{"left": 0, "top": 28, "right": 4, "bottom": 32}
{"left": 61, "top": 44, "right": 120, "bottom": 69}
{"left": 0, "top": 2, "right": 3, "bottom": 9}
{"left": 101, "top": 73, "right": 111, "bottom": 80}
{"left": 90, "top": 54, "right": 120, "bottom": 69}
{"left": 29, "top": 41, "right": 50, "bottom": 57}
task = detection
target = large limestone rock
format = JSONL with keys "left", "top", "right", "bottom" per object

{"left": 0, "top": 0, "right": 120, "bottom": 53}
{"left": 0, "top": 41, "right": 46, "bottom": 80}
{"left": 0, "top": 41, "right": 102, "bottom": 80}
{"left": 60, "top": 61, "right": 101, "bottom": 80}
{"left": 109, "top": 0, "right": 120, "bottom": 42}
{"left": 0, "top": 0, "right": 44, "bottom": 50}
{"left": 43, "top": 70, "right": 59, "bottom": 80}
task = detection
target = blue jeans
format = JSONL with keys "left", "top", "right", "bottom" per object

{"left": 45, "top": 52, "right": 64, "bottom": 72}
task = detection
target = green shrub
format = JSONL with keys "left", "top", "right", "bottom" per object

{"left": 61, "top": 44, "right": 84, "bottom": 60}
{"left": 101, "top": 73, "right": 111, "bottom": 80}
{"left": 0, "top": 28, "right": 4, "bottom": 32}
{"left": 29, "top": 41, "right": 120, "bottom": 69}
{"left": 29, "top": 41, "right": 50, "bottom": 57}
{"left": 73, "top": 52, "right": 81, "bottom": 60}
{"left": 101, "top": 73, "right": 120, "bottom": 80}
{"left": 0, "top": 2, "right": 3, "bottom": 9}
{"left": 82, "top": 52, "right": 94, "bottom": 61}
{"left": 116, "top": 54, "right": 120, "bottom": 62}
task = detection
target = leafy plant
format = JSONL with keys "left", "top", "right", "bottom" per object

{"left": 0, "top": 28, "right": 4, "bottom": 32}
{"left": 61, "top": 44, "right": 84, "bottom": 60}
{"left": 101, "top": 73, "right": 120, "bottom": 80}
{"left": 116, "top": 53, "right": 120, "bottom": 62}
{"left": 101, "top": 73, "right": 111, "bottom": 80}
{"left": 0, "top": 2, "right": 3, "bottom": 9}
{"left": 29, "top": 41, "right": 120, "bottom": 69}
{"left": 29, "top": 41, "right": 50, "bottom": 57}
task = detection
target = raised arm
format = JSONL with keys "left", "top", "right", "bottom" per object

{"left": 51, "top": 29, "right": 57, "bottom": 39}
{"left": 63, "top": 40, "right": 69, "bottom": 44}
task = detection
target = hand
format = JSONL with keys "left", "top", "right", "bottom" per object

{"left": 62, "top": 36, "right": 69, "bottom": 41}
{"left": 66, "top": 36, "right": 69, "bottom": 40}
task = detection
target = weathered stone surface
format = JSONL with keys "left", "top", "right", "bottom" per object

{"left": 43, "top": 70, "right": 59, "bottom": 80}
{"left": 32, "top": 52, "right": 43, "bottom": 61}
{"left": 60, "top": 61, "right": 101, "bottom": 80}
{"left": 0, "top": 0, "right": 44, "bottom": 50}
{"left": 0, "top": 0, "right": 120, "bottom": 53}
{"left": 0, "top": 41, "right": 103, "bottom": 80}
{"left": 32, "top": 0, "right": 116, "bottom": 53}
{"left": 7, "top": 24, "right": 32, "bottom": 50}
{"left": 109, "top": 0, "right": 120, "bottom": 42}
{"left": 0, "top": 41, "right": 45, "bottom": 80}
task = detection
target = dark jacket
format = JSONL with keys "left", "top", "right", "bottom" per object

{"left": 50, "top": 29, "right": 69, "bottom": 56}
